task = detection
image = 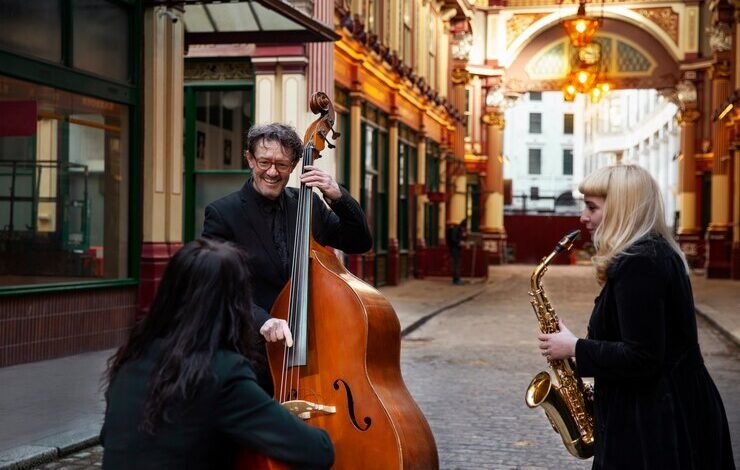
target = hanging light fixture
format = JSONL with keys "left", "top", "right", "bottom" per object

{"left": 562, "top": 0, "right": 601, "bottom": 48}
{"left": 561, "top": 40, "right": 611, "bottom": 103}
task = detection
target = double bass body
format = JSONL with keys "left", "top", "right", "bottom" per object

{"left": 236, "top": 91, "right": 437, "bottom": 469}
{"left": 267, "top": 241, "right": 439, "bottom": 469}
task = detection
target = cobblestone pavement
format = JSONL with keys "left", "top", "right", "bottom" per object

{"left": 401, "top": 265, "right": 740, "bottom": 469}
{"left": 31, "top": 265, "right": 739, "bottom": 469}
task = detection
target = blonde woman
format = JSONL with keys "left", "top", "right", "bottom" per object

{"left": 539, "top": 165, "right": 734, "bottom": 469}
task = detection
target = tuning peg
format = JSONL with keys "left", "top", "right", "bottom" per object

{"left": 326, "top": 121, "right": 341, "bottom": 140}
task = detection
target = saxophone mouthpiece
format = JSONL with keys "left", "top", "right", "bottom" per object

{"left": 555, "top": 229, "right": 581, "bottom": 253}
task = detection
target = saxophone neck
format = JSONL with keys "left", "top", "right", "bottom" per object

{"left": 530, "top": 251, "right": 557, "bottom": 291}
{"left": 530, "top": 229, "right": 581, "bottom": 291}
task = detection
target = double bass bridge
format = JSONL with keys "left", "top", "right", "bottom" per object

{"left": 281, "top": 399, "right": 336, "bottom": 421}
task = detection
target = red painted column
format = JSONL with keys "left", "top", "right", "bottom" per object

{"left": 137, "top": 242, "right": 182, "bottom": 318}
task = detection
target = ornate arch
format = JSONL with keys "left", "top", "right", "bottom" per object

{"left": 504, "top": 17, "right": 679, "bottom": 93}
{"left": 502, "top": 5, "right": 685, "bottom": 68}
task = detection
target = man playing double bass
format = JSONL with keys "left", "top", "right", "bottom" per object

{"left": 202, "top": 122, "right": 373, "bottom": 394}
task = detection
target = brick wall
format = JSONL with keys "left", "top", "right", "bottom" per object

{"left": 0, "top": 287, "right": 137, "bottom": 367}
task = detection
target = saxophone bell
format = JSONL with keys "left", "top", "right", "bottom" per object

{"left": 526, "top": 371, "right": 595, "bottom": 459}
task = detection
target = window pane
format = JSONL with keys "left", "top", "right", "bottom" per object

{"left": 0, "top": 75, "right": 129, "bottom": 286}
{"left": 195, "top": 90, "right": 250, "bottom": 170}
{"left": 73, "top": 0, "right": 130, "bottom": 82}
{"left": 0, "top": 1, "right": 62, "bottom": 62}
{"left": 563, "top": 149, "right": 573, "bottom": 175}
{"left": 529, "top": 113, "right": 541, "bottom": 134}
{"left": 564, "top": 113, "right": 574, "bottom": 134}
{"left": 364, "top": 125, "right": 375, "bottom": 171}
{"left": 529, "top": 92, "right": 542, "bottom": 101}
{"left": 194, "top": 173, "right": 246, "bottom": 236}
{"left": 528, "top": 148, "right": 541, "bottom": 175}
{"left": 334, "top": 112, "right": 349, "bottom": 186}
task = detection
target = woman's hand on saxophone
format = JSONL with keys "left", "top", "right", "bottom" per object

{"left": 538, "top": 320, "right": 578, "bottom": 361}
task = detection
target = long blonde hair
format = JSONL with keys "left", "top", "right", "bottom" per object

{"left": 578, "top": 164, "right": 687, "bottom": 283}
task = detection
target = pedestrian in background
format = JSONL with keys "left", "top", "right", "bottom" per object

{"left": 538, "top": 164, "right": 734, "bottom": 469}
{"left": 446, "top": 218, "right": 467, "bottom": 285}
{"left": 100, "top": 239, "right": 334, "bottom": 470}
{"left": 202, "top": 123, "right": 372, "bottom": 394}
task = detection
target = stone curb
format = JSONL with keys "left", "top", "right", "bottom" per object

{"left": 0, "top": 427, "right": 100, "bottom": 470}
{"left": 695, "top": 303, "right": 740, "bottom": 348}
{"left": 400, "top": 286, "right": 487, "bottom": 337}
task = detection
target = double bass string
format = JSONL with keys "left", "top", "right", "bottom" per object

{"left": 281, "top": 143, "right": 315, "bottom": 403}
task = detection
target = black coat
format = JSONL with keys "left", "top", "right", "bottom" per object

{"left": 202, "top": 179, "right": 372, "bottom": 327}
{"left": 101, "top": 344, "right": 334, "bottom": 469}
{"left": 575, "top": 235, "right": 735, "bottom": 469}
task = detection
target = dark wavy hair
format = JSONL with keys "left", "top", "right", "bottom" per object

{"left": 246, "top": 123, "right": 304, "bottom": 162}
{"left": 105, "top": 238, "right": 260, "bottom": 434}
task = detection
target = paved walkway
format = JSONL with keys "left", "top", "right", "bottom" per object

{"left": 0, "top": 266, "right": 737, "bottom": 469}
{"left": 690, "top": 271, "right": 740, "bottom": 347}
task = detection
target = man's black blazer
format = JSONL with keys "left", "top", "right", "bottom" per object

{"left": 202, "top": 179, "right": 372, "bottom": 327}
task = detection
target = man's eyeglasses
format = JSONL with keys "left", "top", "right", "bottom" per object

{"left": 254, "top": 158, "right": 295, "bottom": 173}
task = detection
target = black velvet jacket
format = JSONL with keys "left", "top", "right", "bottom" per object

{"left": 575, "top": 235, "right": 734, "bottom": 469}
{"left": 202, "top": 179, "right": 372, "bottom": 327}
{"left": 101, "top": 345, "right": 334, "bottom": 469}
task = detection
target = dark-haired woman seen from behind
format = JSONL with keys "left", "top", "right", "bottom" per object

{"left": 101, "top": 239, "right": 334, "bottom": 469}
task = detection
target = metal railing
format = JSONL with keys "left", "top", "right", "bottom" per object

{"left": 0, "top": 159, "right": 90, "bottom": 250}
{"left": 505, "top": 193, "right": 583, "bottom": 215}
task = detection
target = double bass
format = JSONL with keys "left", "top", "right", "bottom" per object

{"left": 237, "top": 92, "right": 438, "bottom": 469}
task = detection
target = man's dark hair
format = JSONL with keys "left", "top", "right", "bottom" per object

{"left": 105, "top": 238, "right": 260, "bottom": 434}
{"left": 246, "top": 123, "right": 304, "bottom": 162}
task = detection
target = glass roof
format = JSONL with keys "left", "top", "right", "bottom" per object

{"left": 180, "top": 0, "right": 338, "bottom": 44}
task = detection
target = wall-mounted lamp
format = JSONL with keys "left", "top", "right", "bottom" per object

{"left": 717, "top": 103, "right": 734, "bottom": 121}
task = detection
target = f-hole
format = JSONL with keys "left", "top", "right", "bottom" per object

{"left": 333, "top": 379, "right": 371, "bottom": 431}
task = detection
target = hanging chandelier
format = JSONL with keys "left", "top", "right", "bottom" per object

{"left": 562, "top": 38, "right": 611, "bottom": 103}
{"left": 562, "top": 0, "right": 601, "bottom": 48}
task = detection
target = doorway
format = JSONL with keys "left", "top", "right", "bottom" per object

{"left": 183, "top": 85, "right": 254, "bottom": 241}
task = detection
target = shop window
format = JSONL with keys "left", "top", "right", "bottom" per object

{"left": 397, "top": 125, "right": 416, "bottom": 252}
{"left": 333, "top": 87, "right": 350, "bottom": 187}
{"left": 0, "top": 75, "right": 129, "bottom": 286}
{"left": 185, "top": 87, "right": 252, "bottom": 241}
{"left": 194, "top": 90, "right": 249, "bottom": 172}
{"left": 72, "top": 0, "right": 130, "bottom": 82}
{"left": 0, "top": 1, "right": 62, "bottom": 63}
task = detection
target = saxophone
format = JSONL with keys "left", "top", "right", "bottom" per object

{"left": 525, "top": 229, "right": 595, "bottom": 459}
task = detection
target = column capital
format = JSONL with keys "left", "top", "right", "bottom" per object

{"left": 676, "top": 109, "right": 701, "bottom": 125}
{"left": 451, "top": 67, "right": 471, "bottom": 85}
{"left": 349, "top": 90, "right": 364, "bottom": 107}
{"left": 482, "top": 110, "right": 505, "bottom": 128}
